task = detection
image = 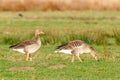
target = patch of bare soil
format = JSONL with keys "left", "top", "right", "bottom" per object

{"left": 11, "top": 59, "right": 24, "bottom": 62}
{"left": 48, "top": 64, "right": 66, "bottom": 69}
{"left": 9, "top": 67, "right": 35, "bottom": 71}
{"left": 37, "top": 62, "right": 49, "bottom": 67}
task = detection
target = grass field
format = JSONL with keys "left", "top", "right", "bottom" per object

{"left": 0, "top": 11, "right": 120, "bottom": 80}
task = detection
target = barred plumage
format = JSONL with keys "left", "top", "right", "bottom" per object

{"left": 55, "top": 40, "right": 99, "bottom": 62}
{"left": 56, "top": 40, "right": 84, "bottom": 50}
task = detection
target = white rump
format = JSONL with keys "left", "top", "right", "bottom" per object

{"left": 55, "top": 49, "right": 72, "bottom": 54}
{"left": 13, "top": 48, "right": 25, "bottom": 54}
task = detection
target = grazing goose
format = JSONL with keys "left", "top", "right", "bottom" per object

{"left": 55, "top": 40, "right": 99, "bottom": 62}
{"left": 9, "top": 29, "right": 44, "bottom": 61}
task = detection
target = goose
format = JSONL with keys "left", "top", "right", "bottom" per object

{"left": 55, "top": 40, "right": 99, "bottom": 62}
{"left": 9, "top": 29, "right": 44, "bottom": 61}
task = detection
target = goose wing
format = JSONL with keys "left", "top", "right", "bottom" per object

{"left": 56, "top": 40, "right": 85, "bottom": 50}
{"left": 9, "top": 40, "right": 36, "bottom": 49}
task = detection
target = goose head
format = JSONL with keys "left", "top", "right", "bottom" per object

{"left": 35, "top": 29, "right": 44, "bottom": 35}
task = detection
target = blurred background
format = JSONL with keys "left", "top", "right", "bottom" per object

{"left": 0, "top": 0, "right": 120, "bottom": 11}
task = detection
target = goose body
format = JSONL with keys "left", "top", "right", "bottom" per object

{"left": 10, "top": 40, "right": 41, "bottom": 54}
{"left": 55, "top": 40, "right": 99, "bottom": 62}
{"left": 9, "top": 29, "right": 44, "bottom": 61}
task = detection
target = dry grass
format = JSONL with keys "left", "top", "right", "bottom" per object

{"left": 0, "top": 0, "right": 120, "bottom": 11}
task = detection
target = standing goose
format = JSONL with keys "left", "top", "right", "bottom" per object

{"left": 55, "top": 40, "right": 99, "bottom": 62}
{"left": 9, "top": 29, "right": 44, "bottom": 61}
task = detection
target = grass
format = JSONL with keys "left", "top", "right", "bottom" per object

{"left": 0, "top": 11, "right": 120, "bottom": 80}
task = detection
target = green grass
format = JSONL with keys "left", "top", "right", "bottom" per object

{"left": 0, "top": 11, "right": 120, "bottom": 80}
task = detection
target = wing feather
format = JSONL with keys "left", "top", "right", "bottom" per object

{"left": 9, "top": 40, "right": 36, "bottom": 49}
{"left": 56, "top": 40, "right": 85, "bottom": 50}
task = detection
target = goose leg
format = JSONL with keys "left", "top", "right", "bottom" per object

{"left": 29, "top": 54, "right": 32, "bottom": 61}
{"left": 71, "top": 54, "right": 75, "bottom": 63}
{"left": 26, "top": 53, "right": 30, "bottom": 61}
{"left": 77, "top": 55, "right": 82, "bottom": 62}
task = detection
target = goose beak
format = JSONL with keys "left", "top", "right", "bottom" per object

{"left": 35, "top": 29, "right": 45, "bottom": 35}
{"left": 40, "top": 31, "right": 45, "bottom": 34}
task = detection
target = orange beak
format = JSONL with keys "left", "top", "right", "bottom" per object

{"left": 40, "top": 31, "right": 45, "bottom": 34}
